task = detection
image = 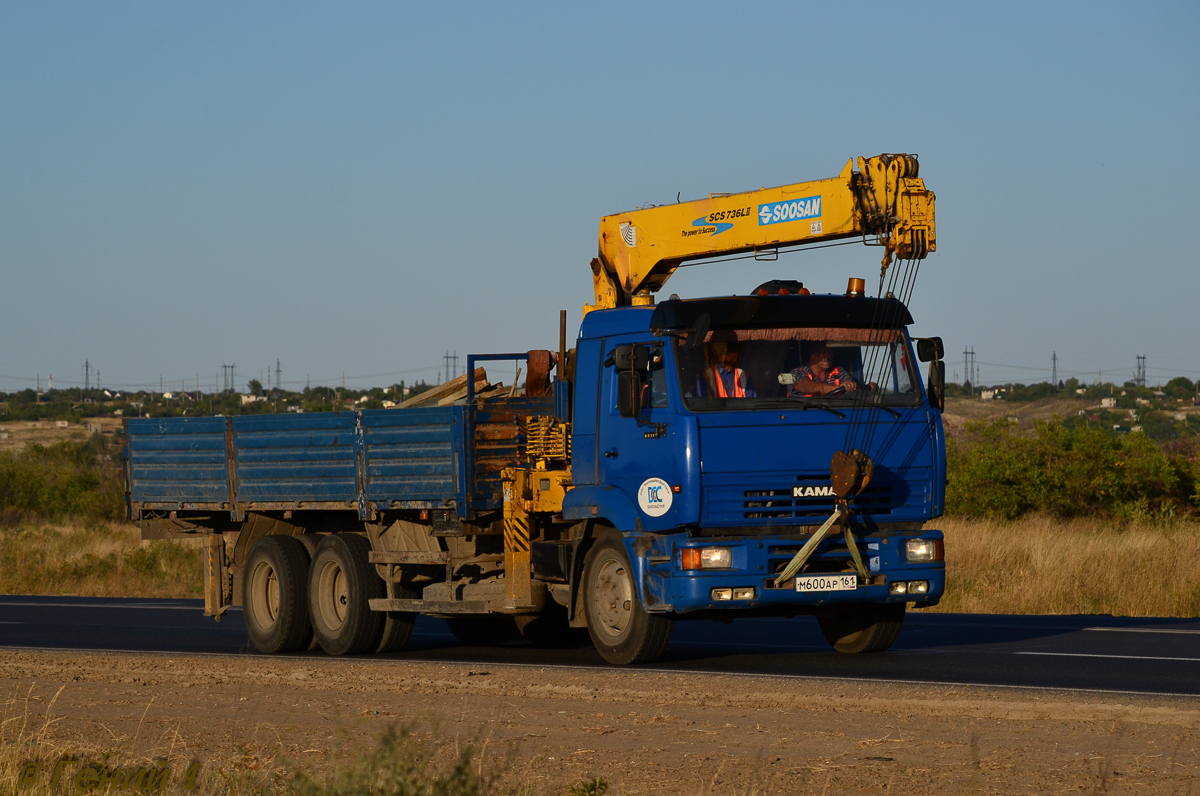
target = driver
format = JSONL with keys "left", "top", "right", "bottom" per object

{"left": 788, "top": 342, "right": 862, "bottom": 397}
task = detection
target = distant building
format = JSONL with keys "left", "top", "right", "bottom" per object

{"left": 1101, "top": 397, "right": 1117, "bottom": 409}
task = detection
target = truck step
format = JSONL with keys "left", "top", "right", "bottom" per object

{"left": 369, "top": 598, "right": 488, "bottom": 614}
{"left": 367, "top": 551, "right": 448, "bottom": 565}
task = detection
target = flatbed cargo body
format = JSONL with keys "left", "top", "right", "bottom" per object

{"left": 126, "top": 400, "right": 552, "bottom": 520}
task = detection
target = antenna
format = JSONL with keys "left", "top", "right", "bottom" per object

{"left": 84, "top": 359, "right": 90, "bottom": 392}
{"left": 1051, "top": 351, "right": 1058, "bottom": 387}
{"left": 276, "top": 359, "right": 282, "bottom": 391}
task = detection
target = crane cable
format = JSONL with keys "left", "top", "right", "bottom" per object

{"left": 773, "top": 255, "right": 923, "bottom": 588}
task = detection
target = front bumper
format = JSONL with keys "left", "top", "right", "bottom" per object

{"left": 634, "top": 530, "right": 946, "bottom": 615}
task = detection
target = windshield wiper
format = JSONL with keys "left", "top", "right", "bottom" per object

{"left": 869, "top": 403, "right": 902, "bottom": 418}
{"left": 790, "top": 400, "right": 845, "bottom": 419}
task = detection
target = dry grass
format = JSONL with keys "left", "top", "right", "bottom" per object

{"left": 931, "top": 515, "right": 1200, "bottom": 616}
{"left": 0, "top": 520, "right": 201, "bottom": 599}
{"left": 0, "top": 679, "right": 537, "bottom": 796}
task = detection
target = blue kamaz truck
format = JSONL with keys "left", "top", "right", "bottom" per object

{"left": 126, "top": 154, "right": 946, "bottom": 664}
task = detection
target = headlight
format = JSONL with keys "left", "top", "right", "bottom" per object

{"left": 700, "top": 547, "right": 732, "bottom": 569}
{"left": 905, "top": 539, "right": 942, "bottom": 562}
{"left": 682, "top": 547, "right": 732, "bottom": 570}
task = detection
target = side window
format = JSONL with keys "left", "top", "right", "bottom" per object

{"left": 648, "top": 344, "right": 668, "bottom": 409}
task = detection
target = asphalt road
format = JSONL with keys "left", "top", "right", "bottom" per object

{"left": 2, "top": 596, "right": 1199, "bottom": 696}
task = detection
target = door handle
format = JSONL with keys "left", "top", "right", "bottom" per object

{"left": 604, "top": 448, "right": 620, "bottom": 458}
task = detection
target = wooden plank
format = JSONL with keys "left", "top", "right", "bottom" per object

{"left": 436, "top": 377, "right": 488, "bottom": 406}
{"left": 474, "top": 384, "right": 509, "bottom": 400}
{"left": 395, "top": 368, "right": 487, "bottom": 409}
{"left": 474, "top": 425, "right": 520, "bottom": 441}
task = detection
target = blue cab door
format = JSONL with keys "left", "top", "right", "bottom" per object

{"left": 596, "top": 336, "right": 684, "bottom": 530}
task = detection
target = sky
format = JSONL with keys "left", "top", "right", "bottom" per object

{"left": 2, "top": 1, "right": 1197, "bottom": 393}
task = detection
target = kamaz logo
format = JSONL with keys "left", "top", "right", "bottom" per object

{"left": 793, "top": 485, "right": 835, "bottom": 498}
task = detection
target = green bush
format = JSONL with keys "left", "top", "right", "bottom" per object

{"left": 947, "top": 418, "right": 1199, "bottom": 520}
{"left": 0, "top": 435, "right": 124, "bottom": 522}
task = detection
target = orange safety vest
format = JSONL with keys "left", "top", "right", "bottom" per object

{"left": 711, "top": 367, "right": 747, "bottom": 398}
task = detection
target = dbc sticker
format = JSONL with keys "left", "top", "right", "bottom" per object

{"left": 637, "top": 478, "right": 673, "bottom": 517}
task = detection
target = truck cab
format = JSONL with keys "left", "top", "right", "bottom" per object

{"left": 561, "top": 288, "right": 946, "bottom": 662}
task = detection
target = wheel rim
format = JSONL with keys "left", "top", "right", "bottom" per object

{"left": 248, "top": 560, "right": 280, "bottom": 630}
{"left": 316, "top": 559, "right": 349, "bottom": 631}
{"left": 591, "top": 554, "right": 633, "bottom": 638}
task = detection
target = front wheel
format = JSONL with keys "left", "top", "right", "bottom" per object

{"left": 582, "top": 533, "right": 672, "bottom": 665}
{"left": 308, "top": 534, "right": 383, "bottom": 656}
{"left": 816, "top": 603, "right": 905, "bottom": 653}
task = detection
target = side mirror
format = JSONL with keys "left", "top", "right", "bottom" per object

{"left": 916, "top": 337, "right": 944, "bottom": 363}
{"left": 927, "top": 360, "right": 945, "bottom": 412}
{"left": 681, "top": 313, "right": 710, "bottom": 354}
{"left": 617, "top": 370, "right": 642, "bottom": 419}
{"left": 609, "top": 344, "right": 633, "bottom": 370}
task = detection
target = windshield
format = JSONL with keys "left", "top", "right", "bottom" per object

{"left": 675, "top": 327, "right": 920, "bottom": 411}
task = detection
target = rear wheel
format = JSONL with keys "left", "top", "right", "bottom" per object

{"left": 243, "top": 536, "right": 312, "bottom": 654}
{"left": 375, "top": 583, "right": 417, "bottom": 654}
{"left": 582, "top": 533, "right": 673, "bottom": 665}
{"left": 295, "top": 534, "right": 322, "bottom": 651}
{"left": 816, "top": 603, "right": 905, "bottom": 653}
{"left": 308, "top": 534, "right": 383, "bottom": 656}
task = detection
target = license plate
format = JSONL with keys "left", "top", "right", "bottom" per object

{"left": 794, "top": 573, "right": 858, "bottom": 593}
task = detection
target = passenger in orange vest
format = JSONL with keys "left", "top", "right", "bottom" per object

{"left": 789, "top": 343, "right": 869, "bottom": 397}
{"left": 698, "top": 341, "right": 756, "bottom": 398}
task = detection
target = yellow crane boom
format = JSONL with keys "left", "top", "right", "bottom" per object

{"left": 587, "top": 154, "right": 935, "bottom": 312}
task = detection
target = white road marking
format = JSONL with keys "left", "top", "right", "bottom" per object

{"left": 1016, "top": 652, "right": 1200, "bottom": 663}
{"left": 1084, "top": 627, "right": 1200, "bottom": 635}
{"left": 0, "top": 601, "right": 236, "bottom": 611}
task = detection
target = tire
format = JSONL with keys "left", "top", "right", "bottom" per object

{"left": 816, "top": 603, "right": 905, "bottom": 653}
{"left": 243, "top": 536, "right": 312, "bottom": 654}
{"left": 308, "top": 534, "right": 383, "bottom": 656}
{"left": 375, "top": 583, "right": 417, "bottom": 654}
{"left": 582, "top": 532, "right": 673, "bottom": 665}
{"left": 295, "top": 534, "right": 322, "bottom": 652}
{"left": 446, "top": 615, "right": 522, "bottom": 645}
{"left": 513, "top": 602, "right": 590, "bottom": 648}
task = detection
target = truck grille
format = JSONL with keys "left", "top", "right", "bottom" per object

{"left": 703, "top": 473, "right": 908, "bottom": 525}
